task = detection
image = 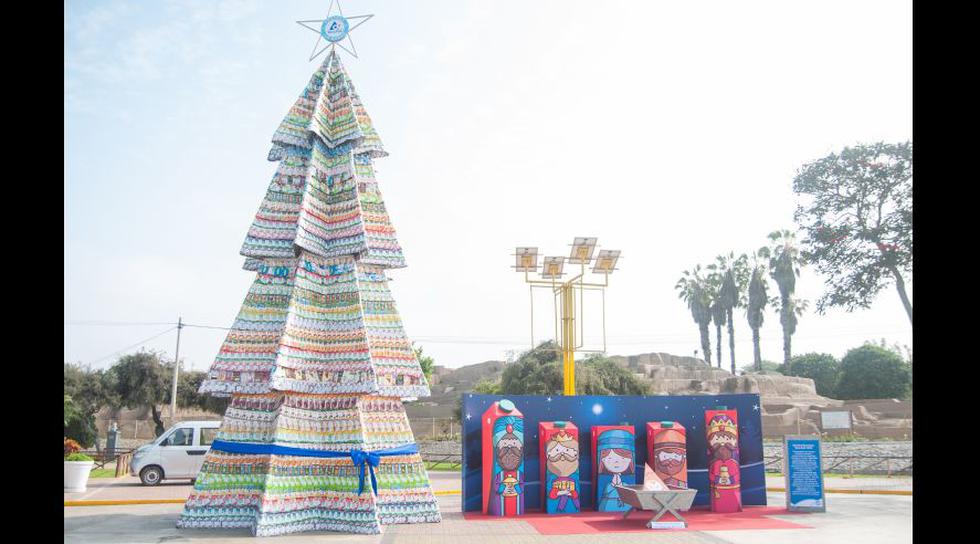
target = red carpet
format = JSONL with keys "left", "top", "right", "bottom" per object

{"left": 462, "top": 506, "right": 812, "bottom": 534}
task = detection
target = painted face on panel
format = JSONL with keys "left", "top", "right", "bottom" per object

{"left": 546, "top": 437, "right": 579, "bottom": 477}
{"left": 600, "top": 449, "right": 633, "bottom": 474}
{"left": 496, "top": 432, "right": 523, "bottom": 471}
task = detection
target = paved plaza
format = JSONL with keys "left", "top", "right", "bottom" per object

{"left": 65, "top": 471, "right": 911, "bottom": 544}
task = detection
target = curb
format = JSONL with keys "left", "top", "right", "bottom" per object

{"left": 766, "top": 487, "right": 911, "bottom": 496}
{"left": 65, "top": 490, "right": 464, "bottom": 507}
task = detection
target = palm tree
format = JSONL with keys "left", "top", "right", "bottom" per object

{"left": 676, "top": 266, "right": 712, "bottom": 365}
{"left": 768, "top": 230, "right": 806, "bottom": 366}
{"left": 706, "top": 270, "right": 726, "bottom": 368}
{"left": 712, "top": 253, "right": 749, "bottom": 375}
{"left": 746, "top": 249, "right": 771, "bottom": 371}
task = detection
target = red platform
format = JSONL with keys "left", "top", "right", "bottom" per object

{"left": 462, "top": 506, "right": 812, "bottom": 534}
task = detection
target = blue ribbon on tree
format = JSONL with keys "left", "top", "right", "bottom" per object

{"left": 208, "top": 440, "right": 419, "bottom": 496}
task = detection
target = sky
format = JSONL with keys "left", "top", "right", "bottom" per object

{"left": 65, "top": 0, "right": 912, "bottom": 373}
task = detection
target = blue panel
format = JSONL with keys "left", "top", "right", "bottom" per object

{"left": 460, "top": 393, "right": 766, "bottom": 512}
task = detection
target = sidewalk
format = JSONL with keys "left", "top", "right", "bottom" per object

{"left": 65, "top": 491, "right": 911, "bottom": 544}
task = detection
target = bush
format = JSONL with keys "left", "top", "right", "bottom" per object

{"left": 64, "top": 405, "right": 98, "bottom": 449}
{"left": 835, "top": 344, "right": 911, "bottom": 400}
{"left": 65, "top": 452, "right": 94, "bottom": 462}
{"left": 784, "top": 353, "right": 840, "bottom": 397}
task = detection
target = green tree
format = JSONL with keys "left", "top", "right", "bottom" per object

{"left": 792, "top": 142, "right": 912, "bottom": 323}
{"left": 413, "top": 344, "right": 435, "bottom": 384}
{"left": 784, "top": 353, "right": 840, "bottom": 398}
{"left": 835, "top": 344, "right": 911, "bottom": 400}
{"left": 64, "top": 363, "right": 118, "bottom": 416}
{"left": 64, "top": 395, "right": 98, "bottom": 448}
{"left": 176, "top": 369, "right": 231, "bottom": 415}
{"left": 105, "top": 351, "right": 171, "bottom": 436}
{"left": 496, "top": 342, "right": 649, "bottom": 396}
{"left": 709, "top": 253, "right": 750, "bottom": 375}
{"left": 576, "top": 355, "right": 650, "bottom": 396}
{"left": 768, "top": 230, "right": 806, "bottom": 365}
{"left": 746, "top": 249, "right": 772, "bottom": 371}
{"left": 739, "top": 360, "right": 783, "bottom": 375}
{"left": 498, "top": 342, "right": 564, "bottom": 395}
{"left": 675, "top": 265, "right": 713, "bottom": 365}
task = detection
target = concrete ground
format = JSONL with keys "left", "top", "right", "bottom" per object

{"left": 65, "top": 472, "right": 911, "bottom": 544}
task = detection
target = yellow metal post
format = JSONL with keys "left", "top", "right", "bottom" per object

{"left": 560, "top": 282, "right": 576, "bottom": 396}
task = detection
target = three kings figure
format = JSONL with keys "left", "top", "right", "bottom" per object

{"left": 490, "top": 418, "right": 525, "bottom": 515}
{"left": 705, "top": 409, "right": 742, "bottom": 513}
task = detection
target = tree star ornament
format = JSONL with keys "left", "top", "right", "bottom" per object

{"left": 297, "top": 0, "right": 373, "bottom": 61}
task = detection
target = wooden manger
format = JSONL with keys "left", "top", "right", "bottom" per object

{"left": 613, "top": 485, "right": 698, "bottom": 529}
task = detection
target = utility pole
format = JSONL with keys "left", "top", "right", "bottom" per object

{"left": 170, "top": 317, "right": 183, "bottom": 421}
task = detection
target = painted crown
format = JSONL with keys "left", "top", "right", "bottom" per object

{"left": 707, "top": 415, "right": 737, "bottom": 436}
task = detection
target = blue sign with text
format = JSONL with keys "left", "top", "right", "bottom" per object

{"left": 784, "top": 435, "right": 826, "bottom": 512}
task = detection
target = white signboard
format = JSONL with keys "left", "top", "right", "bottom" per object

{"left": 819, "top": 411, "right": 852, "bottom": 431}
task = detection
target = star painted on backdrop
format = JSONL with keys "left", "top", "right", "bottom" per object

{"left": 297, "top": 0, "right": 374, "bottom": 61}
{"left": 465, "top": 413, "right": 471, "bottom": 420}
{"left": 753, "top": 404, "right": 759, "bottom": 411}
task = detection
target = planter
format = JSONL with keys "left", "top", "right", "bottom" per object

{"left": 64, "top": 460, "right": 95, "bottom": 492}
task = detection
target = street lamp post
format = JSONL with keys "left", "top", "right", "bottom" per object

{"left": 513, "top": 238, "right": 621, "bottom": 396}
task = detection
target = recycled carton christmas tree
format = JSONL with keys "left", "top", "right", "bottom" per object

{"left": 176, "top": 36, "right": 441, "bottom": 536}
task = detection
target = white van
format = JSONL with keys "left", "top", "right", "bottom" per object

{"left": 130, "top": 420, "right": 221, "bottom": 485}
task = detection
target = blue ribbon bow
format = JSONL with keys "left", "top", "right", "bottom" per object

{"left": 209, "top": 440, "right": 419, "bottom": 496}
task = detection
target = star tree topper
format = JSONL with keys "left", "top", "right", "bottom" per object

{"left": 297, "top": 0, "right": 373, "bottom": 61}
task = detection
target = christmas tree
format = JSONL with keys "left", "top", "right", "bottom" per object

{"left": 176, "top": 37, "right": 441, "bottom": 536}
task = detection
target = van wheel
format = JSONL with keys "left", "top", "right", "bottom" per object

{"left": 140, "top": 466, "right": 164, "bottom": 486}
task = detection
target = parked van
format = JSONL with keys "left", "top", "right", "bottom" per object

{"left": 130, "top": 420, "right": 221, "bottom": 485}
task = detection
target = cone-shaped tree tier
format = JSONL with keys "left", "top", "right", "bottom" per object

{"left": 177, "top": 51, "right": 441, "bottom": 537}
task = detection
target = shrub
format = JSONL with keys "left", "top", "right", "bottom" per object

{"left": 784, "top": 353, "right": 840, "bottom": 397}
{"left": 835, "top": 344, "right": 911, "bottom": 400}
{"left": 65, "top": 452, "right": 94, "bottom": 462}
{"left": 64, "top": 438, "right": 81, "bottom": 458}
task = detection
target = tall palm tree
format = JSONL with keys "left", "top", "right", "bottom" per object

{"left": 746, "top": 249, "right": 771, "bottom": 371}
{"left": 706, "top": 270, "right": 726, "bottom": 368}
{"left": 713, "top": 253, "right": 749, "bottom": 375}
{"left": 768, "top": 230, "right": 806, "bottom": 366}
{"left": 676, "top": 266, "right": 712, "bottom": 365}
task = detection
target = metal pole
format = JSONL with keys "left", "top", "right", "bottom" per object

{"left": 170, "top": 317, "right": 183, "bottom": 420}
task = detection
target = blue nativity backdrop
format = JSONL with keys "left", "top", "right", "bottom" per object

{"left": 460, "top": 393, "right": 766, "bottom": 512}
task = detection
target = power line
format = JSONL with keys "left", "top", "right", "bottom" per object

{"left": 65, "top": 320, "right": 177, "bottom": 327}
{"left": 83, "top": 326, "right": 177, "bottom": 366}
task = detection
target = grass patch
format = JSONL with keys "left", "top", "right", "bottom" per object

{"left": 89, "top": 468, "right": 118, "bottom": 478}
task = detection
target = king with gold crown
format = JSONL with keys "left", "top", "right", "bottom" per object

{"left": 705, "top": 409, "right": 742, "bottom": 513}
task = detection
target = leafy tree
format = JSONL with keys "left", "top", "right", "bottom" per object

{"left": 64, "top": 363, "right": 118, "bottom": 416}
{"left": 498, "top": 342, "right": 564, "bottom": 395}
{"left": 576, "top": 355, "right": 650, "bottom": 396}
{"left": 473, "top": 378, "right": 501, "bottom": 394}
{"left": 784, "top": 353, "right": 840, "bottom": 398}
{"left": 176, "top": 369, "right": 231, "bottom": 415}
{"left": 64, "top": 395, "right": 98, "bottom": 448}
{"left": 746, "top": 249, "right": 772, "bottom": 371}
{"left": 739, "top": 360, "right": 783, "bottom": 375}
{"left": 413, "top": 344, "right": 435, "bottom": 384}
{"left": 768, "top": 230, "right": 806, "bottom": 365}
{"left": 709, "top": 253, "right": 750, "bottom": 375}
{"left": 835, "top": 344, "right": 911, "bottom": 400}
{"left": 104, "top": 351, "right": 171, "bottom": 436}
{"left": 496, "top": 342, "right": 649, "bottom": 396}
{"left": 792, "top": 142, "right": 912, "bottom": 323}
{"left": 675, "top": 266, "right": 712, "bottom": 365}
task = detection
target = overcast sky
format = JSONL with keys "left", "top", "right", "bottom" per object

{"left": 65, "top": 0, "right": 912, "bottom": 373}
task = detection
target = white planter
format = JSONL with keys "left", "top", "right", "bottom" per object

{"left": 64, "top": 460, "right": 95, "bottom": 492}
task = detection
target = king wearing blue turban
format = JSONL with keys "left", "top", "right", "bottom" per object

{"left": 489, "top": 416, "right": 524, "bottom": 516}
